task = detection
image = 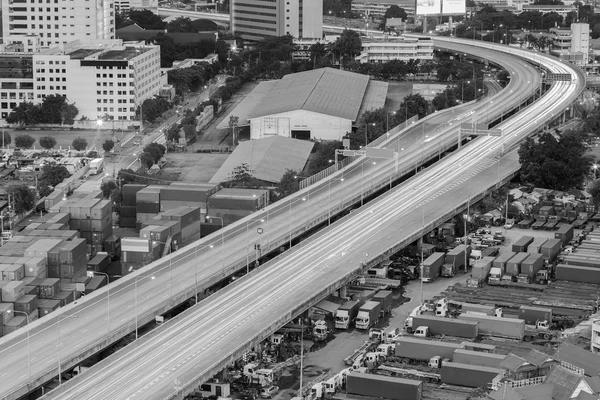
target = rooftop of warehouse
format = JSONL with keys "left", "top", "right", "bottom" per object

{"left": 209, "top": 137, "right": 314, "bottom": 185}
{"left": 554, "top": 343, "right": 600, "bottom": 377}
{"left": 514, "top": 383, "right": 554, "bottom": 400}
{"left": 500, "top": 353, "right": 534, "bottom": 372}
{"left": 524, "top": 349, "right": 558, "bottom": 368}
{"left": 209, "top": 188, "right": 269, "bottom": 199}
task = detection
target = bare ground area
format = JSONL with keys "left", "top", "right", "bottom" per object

{"left": 159, "top": 152, "right": 229, "bottom": 183}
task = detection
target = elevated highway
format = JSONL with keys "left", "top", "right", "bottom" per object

{"left": 0, "top": 40, "right": 584, "bottom": 400}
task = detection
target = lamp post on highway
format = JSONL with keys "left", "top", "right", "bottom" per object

{"left": 90, "top": 271, "right": 110, "bottom": 333}
{"left": 134, "top": 275, "right": 155, "bottom": 340}
{"left": 246, "top": 217, "right": 264, "bottom": 273}
{"left": 195, "top": 244, "right": 214, "bottom": 301}
{"left": 8, "top": 310, "right": 30, "bottom": 381}
{"left": 593, "top": 164, "right": 599, "bottom": 180}
{"left": 57, "top": 314, "right": 79, "bottom": 386}
{"left": 386, "top": 111, "right": 396, "bottom": 132}
{"left": 364, "top": 122, "right": 375, "bottom": 147}
{"left": 206, "top": 216, "right": 225, "bottom": 272}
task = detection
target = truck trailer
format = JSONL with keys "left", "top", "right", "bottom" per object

{"left": 467, "top": 257, "right": 493, "bottom": 288}
{"left": 441, "top": 362, "right": 503, "bottom": 388}
{"left": 540, "top": 238, "right": 562, "bottom": 263}
{"left": 527, "top": 237, "right": 548, "bottom": 254}
{"left": 442, "top": 246, "right": 468, "bottom": 277}
{"left": 334, "top": 301, "right": 361, "bottom": 330}
{"left": 394, "top": 336, "right": 464, "bottom": 363}
{"left": 512, "top": 236, "right": 534, "bottom": 253}
{"left": 519, "top": 305, "right": 552, "bottom": 325}
{"left": 372, "top": 290, "right": 393, "bottom": 317}
{"left": 492, "top": 252, "right": 516, "bottom": 274}
{"left": 355, "top": 301, "right": 381, "bottom": 330}
{"left": 346, "top": 371, "right": 423, "bottom": 400}
{"left": 505, "top": 252, "right": 529, "bottom": 278}
{"left": 421, "top": 252, "right": 445, "bottom": 282}
{"left": 517, "top": 253, "right": 544, "bottom": 284}
{"left": 458, "top": 313, "right": 525, "bottom": 340}
{"left": 452, "top": 349, "right": 506, "bottom": 369}
{"left": 411, "top": 315, "right": 478, "bottom": 339}
{"left": 556, "top": 264, "right": 600, "bottom": 284}
{"left": 555, "top": 224, "right": 574, "bottom": 246}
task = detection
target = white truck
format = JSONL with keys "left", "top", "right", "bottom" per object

{"left": 89, "top": 158, "right": 104, "bottom": 175}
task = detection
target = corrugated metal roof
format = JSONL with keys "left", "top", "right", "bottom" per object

{"left": 524, "top": 349, "right": 557, "bottom": 367}
{"left": 584, "top": 376, "right": 600, "bottom": 393}
{"left": 357, "top": 79, "right": 389, "bottom": 119}
{"left": 313, "top": 299, "right": 341, "bottom": 315}
{"left": 248, "top": 68, "right": 370, "bottom": 121}
{"left": 209, "top": 137, "right": 314, "bottom": 184}
{"left": 216, "top": 80, "right": 278, "bottom": 129}
{"left": 544, "top": 366, "right": 584, "bottom": 400}
{"left": 574, "top": 392, "right": 597, "bottom": 400}
{"left": 488, "top": 383, "right": 523, "bottom": 400}
{"left": 500, "top": 354, "right": 531, "bottom": 372}
{"left": 555, "top": 343, "right": 600, "bottom": 377}
{"left": 514, "top": 383, "right": 554, "bottom": 400}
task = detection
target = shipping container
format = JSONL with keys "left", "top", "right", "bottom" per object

{"left": 207, "top": 188, "right": 269, "bottom": 211}
{"left": 471, "top": 258, "right": 493, "bottom": 279}
{"left": 122, "top": 184, "right": 147, "bottom": 206}
{"left": 59, "top": 238, "right": 87, "bottom": 265}
{"left": 3, "top": 315, "right": 27, "bottom": 334}
{"left": 137, "top": 202, "right": 161, "bottom": 214}
{"left": 505, "top": 252, "right": 529, "bottom": 277}
{"left": 461, "top": 342, "right": 497, "bottom": 353}
{"left": 1, "top": 263, "right": 24, "bottom": 281}
{"left": 421, "top": 252, "right": 445, "bottom": 282}
{"left": 452, "top": 349, "right": 505, "bottom": 368}
{"left": 136, "top": 187, "right": 161, "bottom": 204}
{"left": 165, "top": 182, "right": 221, "bottom": 202}
{"left": 458, "top": 313, "right": 525, "bottom": 340}
{"left": 54, "top": 290, "right": 74, "bottom": 307}
{"left": 441, "top": 362, "right": 503, "bottom": 388}
{"left": 87, "top": 253, "right": 110, "bottom": 273}
{"left": 104, "top": 236, "right": 121, "bottom": 255}
{"left": 38, "top": 299, "right": 61, "bottom": 316}
{"left": 90, "top": 200, "right": 111, "bottom": 220}
{"left": 121, "top": 238, "right": 150, "bottom": 252}
{"left": 512, "top": 236, "right": 534, "bottom": 253}
{"left": 555, "top": 224, "right": 574, "bottom": 246}
{"left": 120, "top": 205, "right": 137, "bottom": 218}
{"left": 521, "top": 253, "right": 544, "bottom": 276}
{"left": 411, "top": 315, "right": 479, "bottom": 338}
{"left": 14, "top": 295, "right": 37, "bottom": 315}
{"left": 562, "top": 255, "right": 600, "bottom": 268}
{"left": 491, "top": 252, "right": 515, "bottom": 273}
{"left": 519, "top": 306, "right": 552, "bottom": 325}
{"left": 0, "top": 303, "right": 14, "bottom": 326}
{"left": 556, "top": 264, "right": 600, "bottom": 283}
{"left": 346, "top": 372, "right": 423, "bottom": 400}
{"left": 85, "top": 275, "right": 107, "bottom": 294}
{"left": 527, "top": 237, "right": 548, "bottom": 254}
{"left": 24, "top": 238, "right": 63, "bottom": 259}
{"left": 540, "top": 238, "right": 562, "bottom": 262}
{"left": 1, "top": 281, "right": 24, "bottom": 302}
{"left": 37, "top": 278, "right": 60, "bottom": 299}
{"left": 23, "top": 256, "right": 46, "bottom": 278}
{"left": 462, "top": 303, "right": 496, "bottom": 316}
{"left": 394, "top": 337, "right": 464, "bottom": 361}
{"left": 445, "top": 245, "right": 468, "bottom": 270}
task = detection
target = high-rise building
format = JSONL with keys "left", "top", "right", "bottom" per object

{"left": 231, "top": 0, "right": 323, "bottom": 42}
{"left": 1, "top": 0, "right": 115, "bottom": 49}
{"left": 571, "top": 22, "right": 590, "bottom": 62}
{"left": 0, "top": 40, "right": 165, "bottom": 122}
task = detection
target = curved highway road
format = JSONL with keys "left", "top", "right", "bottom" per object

{"left": 0, "top": 40, "right": 582, "bottom": 400}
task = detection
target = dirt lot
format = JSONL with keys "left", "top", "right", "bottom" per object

{"left": 159, "top": 152, "right": 229, "bottom": 183}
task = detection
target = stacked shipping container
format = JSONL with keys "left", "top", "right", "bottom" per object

{"left": 206, "top": 188, "right": 270, "bottom": 226}
{"left": 121, "top": 184, "right": 146, "bottom": 228}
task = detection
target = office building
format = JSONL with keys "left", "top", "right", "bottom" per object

{"left": 550, "top": 22, "right": 590, "bottom": 66}
{"left": 0, "top": 40, "right": 164, "bottom": 122}
{"left": 1, "top": 0, "right": 115, "bottom": 49}
{"left": 231, "top": 0, "right": 323, "bottom": 42}
{"left": 114, "top": 0, "right": 158, "bottom": 13}
{"left": 571, "top": 22, "right": 590, "bottom": 62}
{"left": 356, "top": 35, "right": 434, "bottom": 63}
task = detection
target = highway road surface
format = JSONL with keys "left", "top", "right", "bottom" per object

{"left": 0, "top": 41, "right": 582, "bottom": 400}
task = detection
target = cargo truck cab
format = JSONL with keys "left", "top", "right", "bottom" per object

{"left": 427, "top": 356, "right": 450, "bottom": 368}
{"left": 414, "top": 326, "right": 429, "bottom": 338}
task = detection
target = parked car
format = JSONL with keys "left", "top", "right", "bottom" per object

{"left": 133, "top": 139, "right": 142, "bottom": 145}
{"left": 260, "top": 386, "right": 279, "bottom": 399}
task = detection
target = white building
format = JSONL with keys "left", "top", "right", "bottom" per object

{"left": 114, "top": 0, "right": 158, "bottom": 13}
{"left": 231, "top": 0, "right": 322, "bottom": 42}
{"left": 351, "top": 0, "right": 415, "bottom": 18}
{"left": 0, "top": 40, "right": 164, "bottom": 122}
{"left": 571, "top": 22, "right": 590, "bottom": 62}
{"left": 550, "top": 22, "right": 590, "bottom": 66}
{"left": 244, "top": 68, "right": 388, "bottom": 141}
{"left": 1, "top": 0, "right": 115, "bottom": 50}
{"left": 592, "top": 319, "right": 600, "bottom": 355}
{"left": 356, "top": 35, "right": 434, "bottom": 63}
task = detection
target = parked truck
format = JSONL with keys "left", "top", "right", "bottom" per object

{"left": 469, "top": 247, "right": 499, "bottom": 266}
{"left": 460, "top": 303, "right": 498, "bottom": 317}
{"left": 540, "top": 238, "right": 562, "bottom": 264}
{"left": 512, "top": 236, "right": 534, "bottom": 252}
{"left": 527, "top": 237, "right": 548, "bottom": 254}
{"left": 467, "top": 257, "right": 494, "bottom": 288}
{"left": 555, "top": 224, "right": 574, "bottom": 246}
{"left": 442, "top": 246, "right": 468, "bottom": 277}
{"left": 355, "top": 301, "right": 381, "bottom": 330}
{"left": 488, "top": 252, "right": 516, "bottom": 284}
{"left": 519, "top": 305, "right": 552, "bottom": 326}
{"left": 410, "top": 315, "right": 478, "bottom": 339}
{"left": 531, "top": 216, "right": 547, "bottom": 230}
{"left": 346, "top": 370, "right": 423, "bottom": 400}
{"left": 421, "top": 252, "right": 445, "bottom": 283}
{"left": 372, "top": 290, "right": 393, "bottom": 317}
{"left": 335, "top": 301, "right": 361, "bottom": 330}
{"left": 458, "top": 313, "right": 525, "bottom": 340}
{"left": 556, "top": 264, "right": 600, "bottom": 284}
{"left": 517, "top": 253, "right": 544, "bottom": 284}
{"left": 89, "top": 158, "right": 104, "bottom": 175}
{"left": 503, "top": 252, "right": 529, "bottom": 281}
{"left": 394, "top": 336, "right": 463, "bottom": 366}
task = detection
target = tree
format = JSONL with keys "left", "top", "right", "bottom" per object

{"left": 14, "top": 134, "right": 35, "bottom": 149}
{"left": 379, "top": 5, "right": 408, "bottom": 30}
{"left": 518, "top": 132, "right": 591, "bottom": 190}
{"left": 275, "top": 169, "right": 300, "bottom": 199}
{"left": 39, "top": 136, "right": 57, "bottom": 150}
{"left": 100, "top": 180, "right": 118, "bottom": 199}
{"left": 139, "top": 152, "right": 155, "bottom": 169}
{"left": 143, "top": 143, "right": 166, "bottom": 163}
{"left": 226, "top": 163, "right": 261, "bottom": 188}
{"left": 102, "top": 139, "right": 115, "bottom": 153}
{"left": 0, "top": 131, "right": 11, "bottom": 147}
{"left": 39, "top": 163, "right": 70, "bottom": 187}
{"left": 332, "top": 29, "right": 362, "bottom": 60}
{"left": 7, "top": 185, "right": 36, "bottom": 214}
{"left": 39, "top": 95, "right": 78, "bottom": 124}
{"left": 128, "top": 9, "right": 166, "bottom": 30}
{"left": 345, "top": 108, "right": 389, "bottom": 149}
{"left": 394, "top": 94, "right": 429, "bottom": 125}
{"left": 6, "top": 102, "right": 39, "bottom": 126}
{"left": 72, "top": 137, "right": 88, "bottom": 151}
{"left": 307, "top": 141, "right": 343, "bottom": 175}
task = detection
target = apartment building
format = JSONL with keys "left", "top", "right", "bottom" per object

{"left": 356, "top": 35, "right": 434, "bottom": 63}
{"left": 550, "top": 22, "right": 590, "bottom": 65}
{"left": 0, "top": 40, "right": 164, "bottom": 122}
{"left": 230, "top": 0, "right": 323, "bottom": 42}
{"left": 1, "top": 0, "right": 115, "bottom": 49}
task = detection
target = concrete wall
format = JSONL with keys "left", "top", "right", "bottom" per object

{"left": 250, "top": 110, "right": 352, "bottom": 141}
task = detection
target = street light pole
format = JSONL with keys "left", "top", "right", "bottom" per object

{"left": 208, "top": 216, "right": 225, "bottom": 273}
{"left": 9, "top": 310, "right": 30, "bottom": 381}
{"left": 92, "top": 271, "right": 110, "bottom": 333}
{"left": 57, "top": 314, "right": 79, "bottom": 386}
{"left": 134, "top": 275, "right": 155, "bottom": 340}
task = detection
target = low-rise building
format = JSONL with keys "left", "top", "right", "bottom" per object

{"left": 356, "top": 35, "right": 434, "bottom": 63}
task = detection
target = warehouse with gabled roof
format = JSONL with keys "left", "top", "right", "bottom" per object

{"left": 221, "top": 67, "right": 388, "bottom": 142}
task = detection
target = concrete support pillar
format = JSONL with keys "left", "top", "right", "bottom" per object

{"left": 339, "top": 285, "right": 347, "bottom": 298}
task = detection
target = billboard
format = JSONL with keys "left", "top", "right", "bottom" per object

{"left": 442, "top": 0, "right": 466, "bottom": 14}
{"left": 416, "top": 0, "right": 441, "bottom": 15}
